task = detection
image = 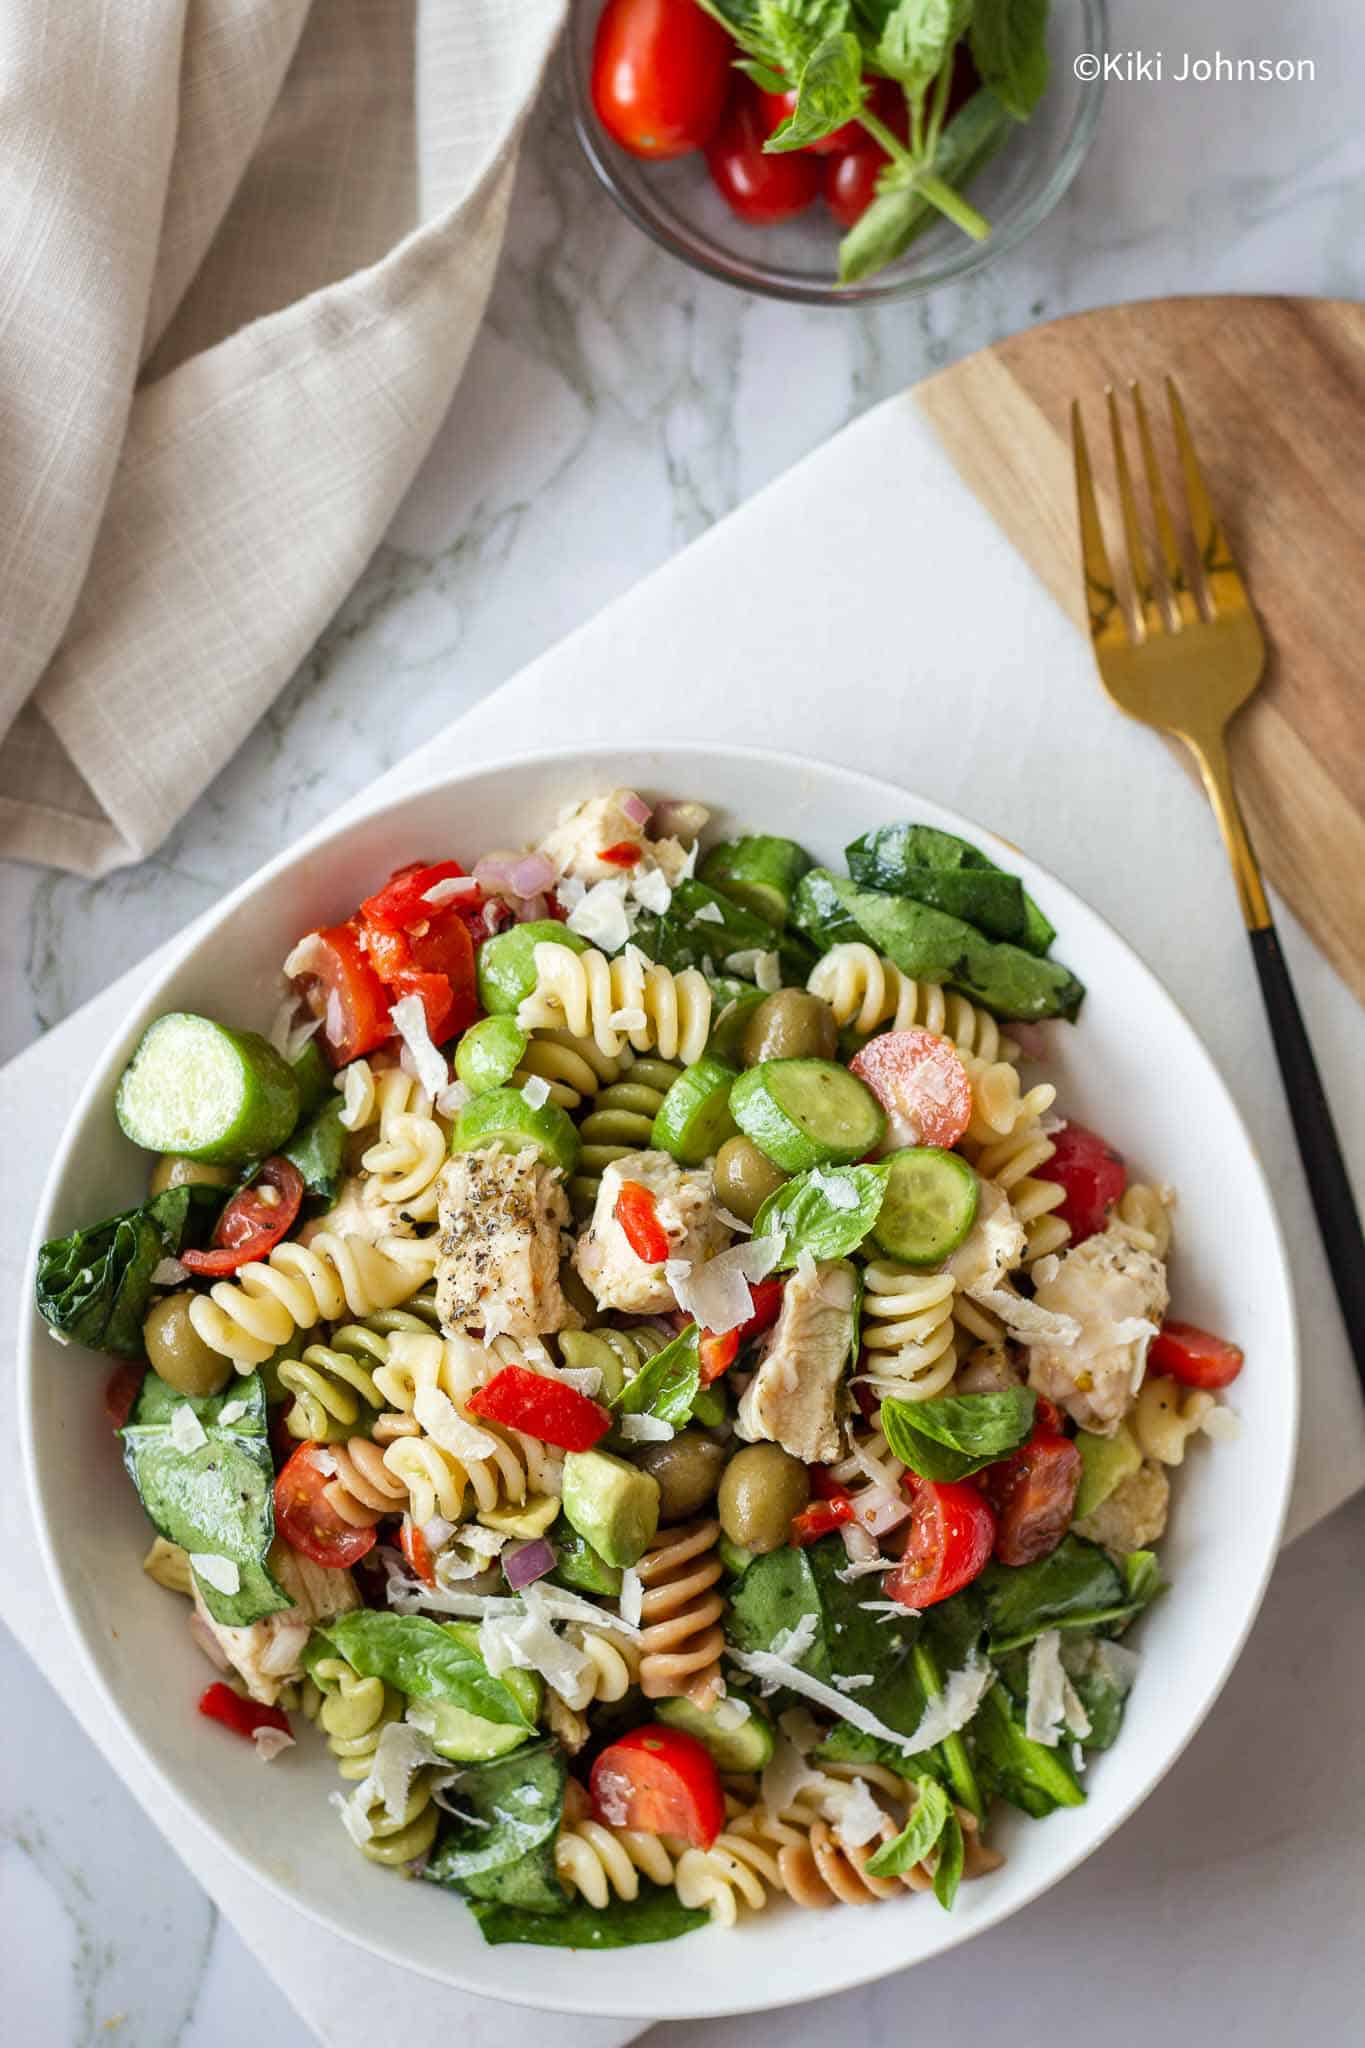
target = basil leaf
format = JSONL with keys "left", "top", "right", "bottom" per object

{"left": 875, "top": 0, "right": 973, "bottom": 97}
{"left": 321, "top": 1613, "right": 535, "bottom": 1729}
{"left": 610, "top": 1323, "right": 700, "bottom": 1430}
{"left": 282, "top": 1097, "right": 348, "bottom": 1200}
{"left": 838, "top": 87, "right": 1012, "bottom": 283}
{"left": 881, "top": 1387, "right": 1036, "bottom": 1481}
{"left": 424, "top": 1744, "right": 565, "bottom": 1910}
{"left": 121, "top": 1371, "right": 287, "bottom": 1627}
{"left": 734, "top": 56, "right": 790, "bottom": 90}
{"left": 932, "top": 1806, "right": 965, "bottom": 1908}
{"left": 759, "top": 0, "right": 852, "bottom": 74}
{"left": 470, "top": 1882, "right": 707, "bottom": 1949}
{"left": 36, "top": 1184, "right": 220, "bottom": 1357}
{"left": 968, "top": 0, "right": 1049, "bottom": 118}
{"left": 754, "top": 1162, "right": 890, "bottom": 1264}
{"left": 980, "top": 1534, "right": 1126, "bottom": 1652}
{"left": 864, "top": 1773, "right": 950, "bottom": 1877}
{"left": 765, "top": 30, "right": 865, "bottom": 151}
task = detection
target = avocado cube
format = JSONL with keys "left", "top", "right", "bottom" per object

{"left": 561, "top": 1449, "right": 660, "bottom": 1569}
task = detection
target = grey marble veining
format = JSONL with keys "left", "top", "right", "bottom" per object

{"left": 2, "top": 0, "right": 1363, "bottom": 2041}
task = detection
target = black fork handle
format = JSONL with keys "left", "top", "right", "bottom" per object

{"left": 1249, "top": 922, "right": 1365, "bottom": 1389}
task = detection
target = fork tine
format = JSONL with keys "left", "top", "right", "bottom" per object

{"left": 1166, "top": 376, "right": 1251, "bottom": 620}
{"left": 1131, "top": 383, "right": 1201, "bottom": 628}
{"left": 1106, "top": 387, "right": 1163, "bottom": 641}
{"left": 1070, "top": 401, "right": 1131, "bottom": 650}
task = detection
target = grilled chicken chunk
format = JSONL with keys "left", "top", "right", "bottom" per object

{"left": 574, "top": 1150, "right": 729, "bottom": 1315}
{"left": 191, "top": 1542, "right": 359, "bottom": 1706}
{"left": 736, "top": 1258, "right": 857, "bottom": 1465}
{"left": 435, "top": 1145, "right": 576, "bottom": 1341}
{"left": 1026, "top": 1219, "right": 1169, "bottom": 1434}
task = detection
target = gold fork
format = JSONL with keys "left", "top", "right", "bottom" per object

{"left": 1072, "top": 378, "right": 1364, "bottom": 1384}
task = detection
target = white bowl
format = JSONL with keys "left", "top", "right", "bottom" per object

{"left": 21, "top": 744, "right": 1297, "bottom": 2018}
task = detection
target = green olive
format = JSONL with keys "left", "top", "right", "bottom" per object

{"left": 712, "top": 1135, "right": 789, "bottom": 1225}
{"left": 143, "top": 1291, "right": 232, "bottom": 1397}
{"left": 741, "top": 990, "right": 838, "bottom": 1067}
{"left": 718, "top": 1443, "right": 811, "bottom": 1555}
{"left": 148, "top": 1155, "right": 235, "bottom": 1197}
{"left": 559, "top": 1261, "right": 604, "bottom": 1329}
{"left": 634, "top": 1431, "right": 728, "bottom": 1523}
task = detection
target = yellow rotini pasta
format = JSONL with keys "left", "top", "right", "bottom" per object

{"left": 552, "top": 1628, "right": 643, "bottom": 1713}
{"left": 187, "top": 1230, "right": 438, "bottom": 1370}
{"left": 518, "top": 942, "right": 711, "bottom": 1065}
{"left": 859, "top": 1263, "right": 958, "bottom": 1401}
{"left": 555, "top": 1809, "right": 678, "bottom": 1906}
{"left": 962, "top": 1059, "right": 1057, "bottom": 1145}
{"left": 359, "top": 1108, "right": 448, "bottom": 1223}
{"left": 807, "top": 943, "right": 1018, "bottom": 1061}
{"left": 513, "top": 1028, "right": 626, "bottom": 1110}
{"left": 335, "top": 1057, "right": 431, "bottom": 1135}
{"left": 1117, "top": 1182, "right": 1174, "bottom": 1258}
{"left": 966, "top": 1121, "right": 1070, "bottom": 1264}
{"left": 376, "top": 1337, "right": 562, "bottom": 1525}
{"left": 1131, "top": 1373, "right": 1216, "bottom": 1464}
{"left": 142, "top": 1536, "right": 194, "bottom": 1596}
{"left": 637, "top": 1518, "right": 726, "bottom": 1710}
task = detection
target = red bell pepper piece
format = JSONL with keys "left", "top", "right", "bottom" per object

{"left": 467, "top": 1363, "right": 611, "bottom": 1452}
{"left": 615, "top": 1179, "right": 671, "bottom": 1264}
{"left": 198, "top": 1682, "right": 291, "bottom": 1742}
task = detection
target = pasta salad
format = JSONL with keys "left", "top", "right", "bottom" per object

{"left": 35, "top": 790, "right": 1246, "bottom": 1950}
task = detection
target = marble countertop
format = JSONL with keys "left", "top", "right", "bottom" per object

{"left": 3, "top": 0, "right": 1362, "bottom": 2039}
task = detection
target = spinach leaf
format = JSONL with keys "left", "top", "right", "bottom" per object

{"left": 932, "top": 1806, "right": 965, "bottom": 1908}
{"left": 765, "top": 30, "right": 865, "bottom": 150}
{"left": 282, "top": 1097, "right": 348, "bottom": 1200}
{"left": 973, "top": 1681, "right": 1084, "bottom": 1816}
{"left": 424, "top": 1744, "right": 565, "bottom": 1911}
{"left": 469, "top": 1882, "right": 706, "bottom": 1949}
{"left": 1062, "top": 1635, "right": 1138, "bottom": 1751}
{"left": 980, "top": 1534, "right": 1125, "bottom": 1652}
{"left": 814, "top": 1723, "right": 946, "bottom": 1788}
{"left": 881, "top": 1387, "right": 1035, "bottom": 1482}
{"left": 969, "top": 0, "right": 1049, "bottom": 119}
{"left": 838, "top": 88, "right": 1012, "bottom": 284}
{"left": 36, "top": 1184, "right": 221, "bottom": 1356}
{"left": 321, "top": 1613, "right": 536, "bottom": 1729}
{"left": 753, "top": 1162, "right": 890, "bottom": 1264}
{"left": 121, "top": 1370, "right": 287, "bottom": 1627}
{"left": 874, "top": 0, "right": 972, "bottom": 98}
{"left": 611, "top": 1323, "right": 700, "bottom": 1430}
{"left": 864, "top": 1773, "right": 951, "bottom": 1878}
{"left": 728, "top": 1536, "right": 916, "bottom": 1714}
{"left": 790, "top": 868, "right": 863, "bottom": 953}
{"left": 632, "top": 880, "right": 814, "bottom": 986}
{"left": 847, "top": 821, "right": 1054, "bottom": 954}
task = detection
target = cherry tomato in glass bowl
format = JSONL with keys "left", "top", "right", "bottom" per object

{"left": 1035, "top": 1121, "right": 1128, "bottom": 1243}
{"left": 591, "top": 1724, "right": 725, "bottom": 1848}
{"left": 705, "top": 86, "right": 822, "bottom": 226}
{"left": 274, "top": 1441, "right": 377, "bottom": 1569}
{"left": 591, "top": 0, "right": 732, "bottom": 160}
{"left": 757, "top": 84, "right": 863, "bottom": 156}
{"left": 884, "top": 1475, "right": 995, "bottom": 1609}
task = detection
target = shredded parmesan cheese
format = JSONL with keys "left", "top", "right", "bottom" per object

{"left": 190, "top": 1553, "right": 240, "bottom": 1596}
{"left": 169, "top": 1405, "right": 207, "bottom": 1454}
{"left": 389, "top": 995, "right": 448, "bottom": 1099}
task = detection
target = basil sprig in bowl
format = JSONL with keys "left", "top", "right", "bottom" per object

{"left": 566, "top": 0, "right": 1108, "bottom": 305}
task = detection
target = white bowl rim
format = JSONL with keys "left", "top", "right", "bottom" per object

{"left": 19, "top": 738, "right": 1299, "bottom": 2016}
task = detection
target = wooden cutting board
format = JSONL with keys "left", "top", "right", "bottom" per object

{"left": 911, "top": 295, "right": 1365, "bottom": 1006}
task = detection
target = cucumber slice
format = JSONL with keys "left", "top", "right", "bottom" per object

{"left": 707, "top": 983, "right": 766, "bottom": 1065}
{"left": 452, "top": 1088, "right": 580, "bottom": 1176}
{"left": 731, "top": 1059, "right": 885, "bottom": 1173}
{"left": 871, "top": 1147, "right": 979, "bottom": 1267}
{"left": 476, "top": 922, "right": 586, "bottom": 1016}
{"left": 289, "top": 1038, "right": 334, "bottom": 1121}
{"left": 657, "top": 1694, "right": 775, "bottom": 1772}
{"left": 418, "top": 1698, "right": 532, "bottom": 1763}
{"left": 456, "top": 1016, "right": 529, "bottom": 1095}
{"left": 651, "top": 1056, "right": 739, "bottom": 1166}
{"left": 116, "top": 1013, "right": 300, "bottom": 1165}
{"left": 699, "top": 836, "right": 812, "bottom": 930}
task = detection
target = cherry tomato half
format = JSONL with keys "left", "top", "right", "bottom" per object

{"left": 592, "top": 0, "right": 732, "bottom": 160}
{"left": 983, "top": 1430, "right": 1081, "bottom": 1567}
{"left": 1148, "top": 1320, "right": 1245, "bottom": 1391}
{"left": 614, "top": 1179, "right": 671, "bottom": 1264}
{"left": 181, "top": 1156, "right": 304, "bottom": 1278}
{"left": 884, "top": 1476, "right": 995, "bottom": 1609}
{"left": 274, "top": 1441, "right": 377, "bottom": 1569}
{"left": 1035, "top": 1122, "right": 1128, "bottom": 1243}
{"left": 849, "top": 1029, "right": 973, "bottom": 1149}
{"left": 292, "top": 923, "right": 392, "bottom": 1067}
{"left": 591, "top": 1724, "right": 725, "bottom": 1848}
{"left": 360, "top": 860, "right": 471, "bottom": 932}
{"left": 362, "top": 905, "right": 478, "bottom": 1045}
{"left": 705, "top": 85, "right": 821, "bottom": 225}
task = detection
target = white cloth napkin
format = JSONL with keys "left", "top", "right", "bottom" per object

{"left": 0, "top": 0, "right": 566, "bottom": 877}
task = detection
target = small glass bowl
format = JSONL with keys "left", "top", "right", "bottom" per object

{"left": 566, "top": 0, "right": 1108, "bottom": 306}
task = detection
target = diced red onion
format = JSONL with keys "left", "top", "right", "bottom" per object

{"left": 852, "top": 1484, "right": 912, "bottom": 1538}
{"left": 510, "top": 852, "right": 557, "bottom": 898}
{"left": 1010, "top": 1021, "right": 1050, "bottom": 1059}
{"left": 502, "top": 1537, "right": 557, "bottom": 1590}
{"left": 651, "top": 799, "right": 709, "bottom": 843}
{"left": 840, "top": 1521, "right": 879, "bottom": 1565}
{"left": 473, "top": 853, "right": 521, "bottom": 896}
{"left": 513, "top": 892, "right": 549, "bottom": 923}
{"left": 621, "top": 791, "right": 652, "bottom": 828}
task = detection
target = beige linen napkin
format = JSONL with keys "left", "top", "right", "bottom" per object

{"left": 0, "top": 0, "right": 566, "bottom": 876}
